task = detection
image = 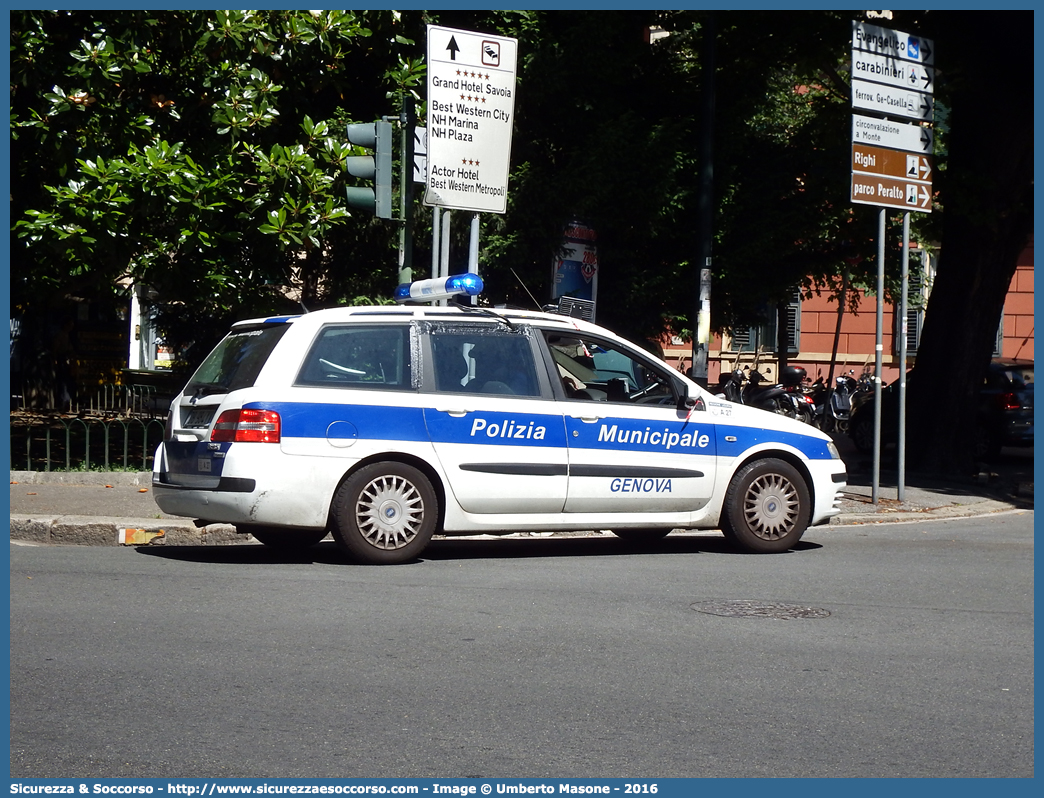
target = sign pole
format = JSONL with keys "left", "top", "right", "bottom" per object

{"left": 430, "top": 206, "right": 440, "bottom": 281}
{"left": 898, "top": 212, "right": 910, "bottom": 501}
{"left": 873, "top": 207, "right": 885, "bottom": 504}
{"left": 439, "top": 209, "right": 453, "bottom": 307}
{"left": 468, "top": 212, "right": 480, "bottom": 305}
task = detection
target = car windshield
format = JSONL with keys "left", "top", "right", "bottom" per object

{"left": 183, "top": 324, "right": 290, "bottom": 397}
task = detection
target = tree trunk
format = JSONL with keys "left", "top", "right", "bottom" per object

{"left": 906, "top": 11, "right": 1033, "bottom": 474}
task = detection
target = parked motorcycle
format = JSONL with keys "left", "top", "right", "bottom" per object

{"left": 779, "top": 365, "right": 816, "bottom": 425}
{"left": 810, "top": 372, "right": 857, "bottom": 433}
{"left": 716, "top": 367, "right": 801, "bottom": 418}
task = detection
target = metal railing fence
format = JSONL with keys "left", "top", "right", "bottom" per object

{"left": 10, "top": 413, "right": 166, "bottom": 472}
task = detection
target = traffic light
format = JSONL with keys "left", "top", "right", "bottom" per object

{"left": 345, "top": 121, "right": 393, "bottom": 219}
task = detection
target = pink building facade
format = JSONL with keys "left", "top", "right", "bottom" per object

{"left": 663, "top": 239, "right": 1034, "bottom": 387}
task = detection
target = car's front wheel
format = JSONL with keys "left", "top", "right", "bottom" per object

{"left": 330, "top": 462, "right": 437, "bottom": 564}
{"left": 720, "top": 458, "right": 811, "bottom": 553}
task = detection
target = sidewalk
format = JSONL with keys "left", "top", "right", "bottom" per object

{"left": 9, "top": 447, "right": 1032, "bottom": 547}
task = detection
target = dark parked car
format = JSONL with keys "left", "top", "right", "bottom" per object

{"left": 849, "top": 359, "right": 1033, "bottom": 459}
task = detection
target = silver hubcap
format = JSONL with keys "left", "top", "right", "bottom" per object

{"left": 744, "top": 473, "right": 799, "bottom": 540}
{"left": 355, "top": 474, "right": 425, "bottom": 550}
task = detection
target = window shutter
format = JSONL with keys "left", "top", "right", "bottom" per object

{"left": 729, "top": 327, "right": 754, "bottom": 352}
{"left": 785, "top": 292, "right": 801, "bottom": 354}
{"left": 896, "top": 266, "right": 926, "bottom": 354}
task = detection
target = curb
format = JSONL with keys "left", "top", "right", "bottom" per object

{"left": 10, "top": 514, "right": 243, "bottom": 547}
{"left": 829, "top": 498, "right": 1020, "bottom": 526}
{"left": 10, "top": 471, "right": 153, "bottom": 487}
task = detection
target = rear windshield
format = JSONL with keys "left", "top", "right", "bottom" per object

{"left": 183, "top": 324, "right": 290, "bottom": 397}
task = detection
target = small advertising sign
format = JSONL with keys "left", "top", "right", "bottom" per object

{"left": 551, "top": 221, "right": 598, "bottom": 318}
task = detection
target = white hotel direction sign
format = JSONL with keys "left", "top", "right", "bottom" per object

{"left": 424, "top": 25, "right": 519, "bottom": 214}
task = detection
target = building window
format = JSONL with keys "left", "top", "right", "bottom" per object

{"left": 729, "top": 293, "right": 801, "bottom": 354}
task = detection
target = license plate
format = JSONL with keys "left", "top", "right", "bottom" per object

{"left": 184, "top": 408, "right": 215, "bottom": 428}
{"left": 198, "top": 457, "right": 212, "bottom": 473}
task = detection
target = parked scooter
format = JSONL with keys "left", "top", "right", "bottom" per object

{"left": 716, "top": 366, "right": 801, "bottom": 418}
{"left": 810, "top": 372, "right": 857, "bottom": 433}
{"left": 779, "top": 365, "right": 816, "bottom": 425}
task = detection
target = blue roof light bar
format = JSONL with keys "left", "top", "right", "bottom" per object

{"left": 394, "top": 274, "right": 484, "bottom": 304}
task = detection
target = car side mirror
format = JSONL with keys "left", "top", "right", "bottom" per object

{"left": 678, "top": 390, "right": 705, "bottom": 412}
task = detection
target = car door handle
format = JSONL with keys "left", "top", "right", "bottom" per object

{"left": 570, "top": 414, "right": 603, "bottom": 423}
{"left": 435, "top": 408, "right": 471, "bottom": 417}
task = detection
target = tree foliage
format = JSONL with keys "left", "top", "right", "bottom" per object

{"left": 11, "top": 9, "right": 423, "bottom": 364}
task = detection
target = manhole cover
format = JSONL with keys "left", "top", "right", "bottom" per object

{"left": 691, "top": 599, "right": 830, "bottom": 619}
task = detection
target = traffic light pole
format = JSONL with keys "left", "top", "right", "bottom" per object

{"left": 692, "top": 13, "right": 716, "bottom": 389}
{"left": 398, "top": 98, "right": 416, "bottom": 285}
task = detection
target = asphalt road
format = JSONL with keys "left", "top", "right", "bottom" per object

{"left": 9, "top": 511, "right": 1034, "bottom": 779}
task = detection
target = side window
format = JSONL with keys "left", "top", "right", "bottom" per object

{"left": 296, "top": 325, "right": 411, "bottom": 390}
{"left": 430, "top": 329, "right": 541, "bottom": 397}
{"left": 545, "top": 332, "right": 676, "bottom": 405}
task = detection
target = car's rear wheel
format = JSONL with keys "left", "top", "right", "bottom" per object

{"left": 330, "top": 462, "right": 437, "bottom": 564}
{"left": 720, "top": 458, "right": 810, "bottom": 553}
{"left": 611, "top": 528, "right": 672, "bottom": 542}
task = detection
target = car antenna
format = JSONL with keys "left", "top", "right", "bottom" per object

{"left": 510, "top": 267, "right": 544, "bottom": 311}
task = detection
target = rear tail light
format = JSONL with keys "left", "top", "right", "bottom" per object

{"left": 211, "top": 409, "right": 281, "bottom": 443}
{"left": 998, "top": 392, "right": 1022, "bottom": 411}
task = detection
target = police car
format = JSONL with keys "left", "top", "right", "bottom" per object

{"left": 153, "top": 277, "right": 847, "bottom": 564}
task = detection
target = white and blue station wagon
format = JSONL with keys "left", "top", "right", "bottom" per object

{"left": 153, "top": 296, "right": 847, "bottom": 564}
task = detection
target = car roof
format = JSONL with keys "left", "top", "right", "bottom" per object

{"left": 232, "top": 304, "right": 611, "bottom": 336}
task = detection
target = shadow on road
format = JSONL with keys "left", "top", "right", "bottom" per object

{"left": 133, "top": 533, "right": 824, "bottom": 567}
